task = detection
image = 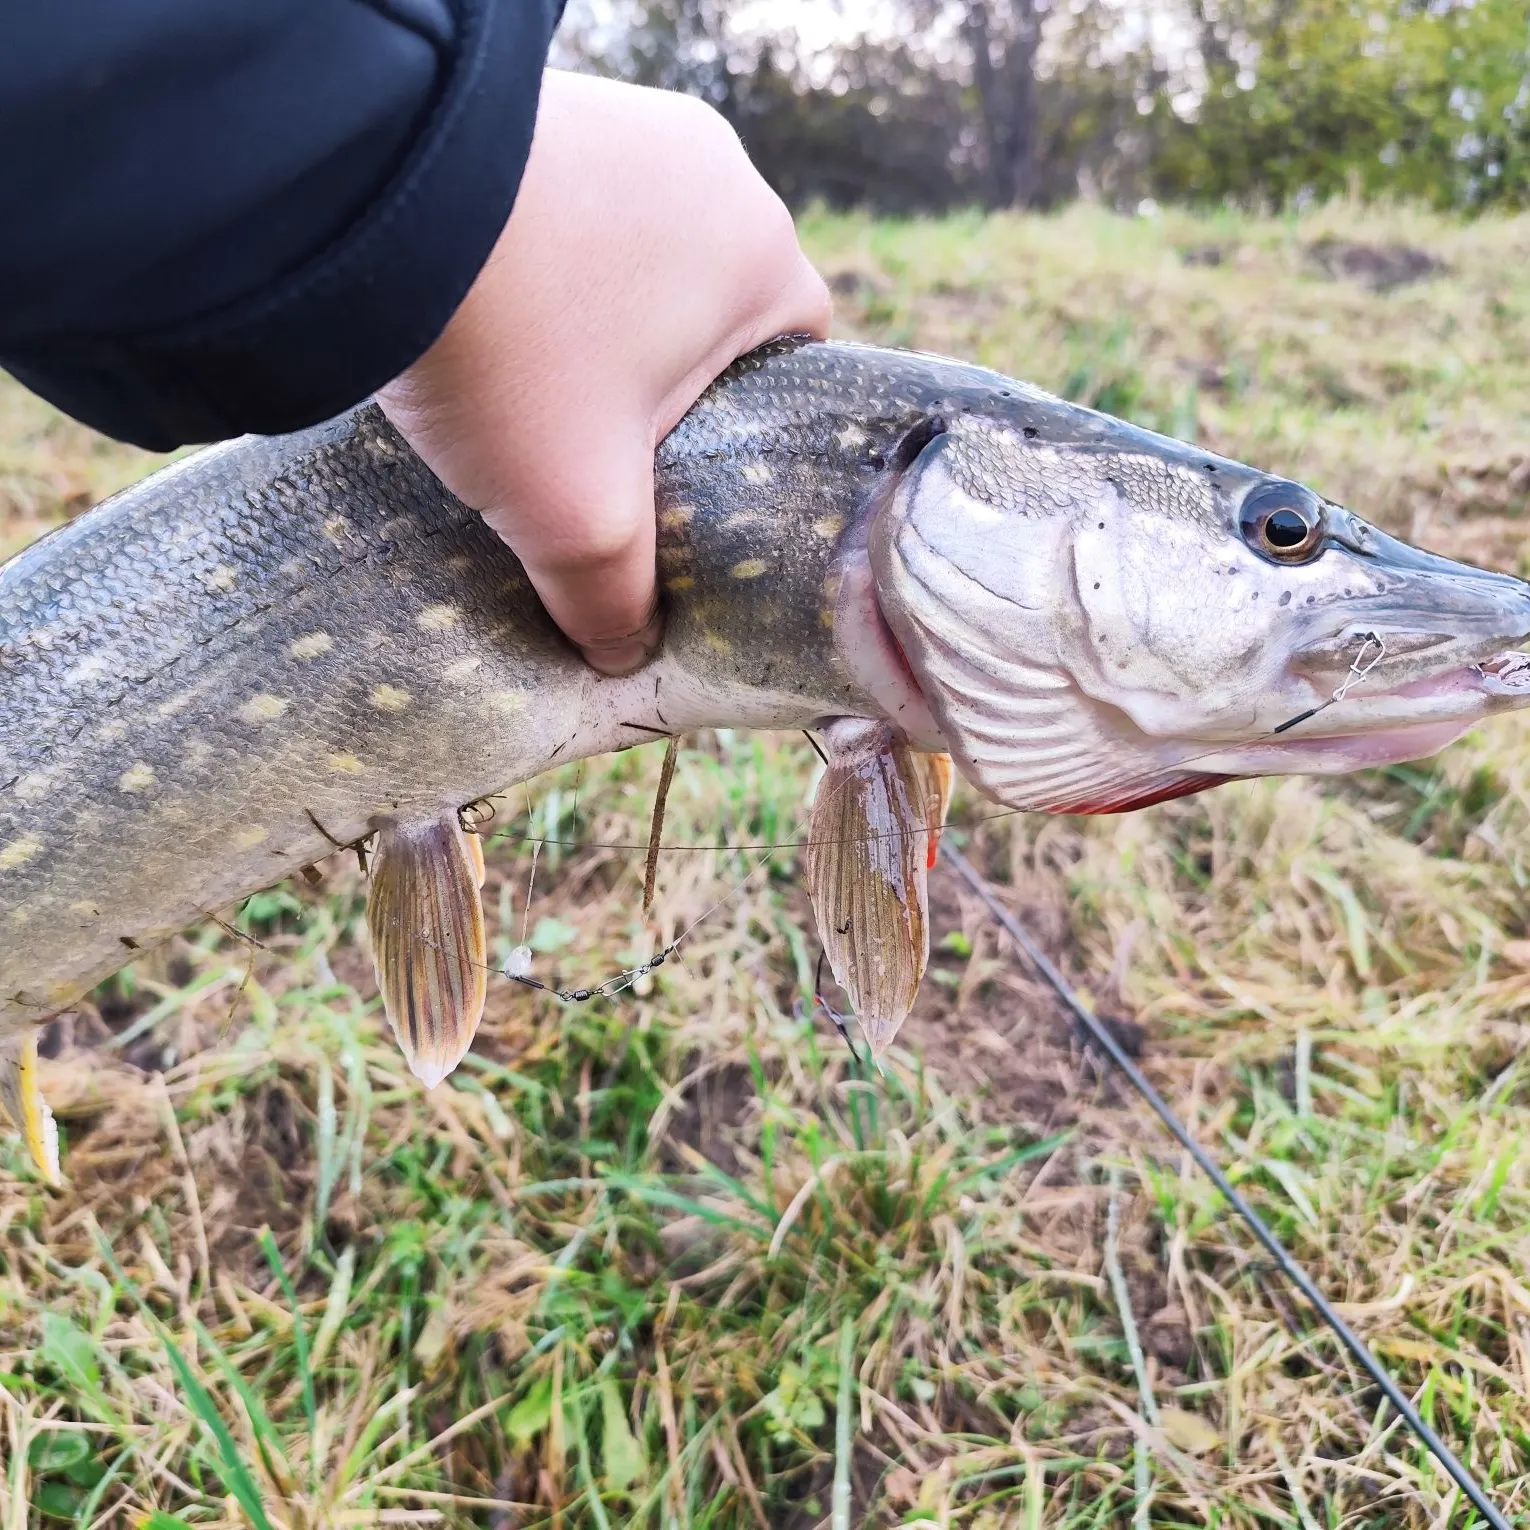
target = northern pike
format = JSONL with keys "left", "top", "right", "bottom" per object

{"left": 5, "top": 337, "right": 1530, "bottom": 1179}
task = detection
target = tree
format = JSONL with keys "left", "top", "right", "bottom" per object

{"left": 965, "top": 0, "right": 1044, "bottom": 207}
{"left": 1150, "top": 0, "right": 1530, "bottom": 211}
{"left": 554, "top": 0, "right": 1530, "bottom": 215}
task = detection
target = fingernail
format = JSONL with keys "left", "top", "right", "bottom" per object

{"left": 581, "top": 613, "right": 663, "bottom": 677}
{"left": 582, "top": 640, "right": 650, "bottom": 676}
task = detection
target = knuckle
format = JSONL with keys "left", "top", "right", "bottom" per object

{"left": 543, "top": 514, "right": 648, "bottom": 575}
{"left": 684, "top": 91, "right": 741, "bottom": 141}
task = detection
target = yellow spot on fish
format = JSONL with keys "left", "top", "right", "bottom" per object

{"left": 97, "top": 720, "right": 128, "bottom": 743}
{"left": 370, "top": 684, "right": 412, "bottom": 713}
{"left": 118, "top": 761, "right": 156, "bottom": 793}
{"left": 443, "top": 656, "right": 482, "bottom": 681}
{"left": 155, "top": 689, "right": 196, "bottom": 719}
{"left": 812, "top": 516, "right": 844, "bottom": 540}
{"left": 664, "top": 575, "right": 695, "bottom": 592}
{"left": 659, "top": 504, "right": 695, "bottom": 531}
{"left": 417, "top": 604, "right": 460, "bottom": 631}
{"left": 492, "top": 691, "right": 527, "bottom": 716}
{"left": 821, "top": 569, "right": 843, "bottom": 624}
{"left": 231, "top": 826, "right": 270, "bottom": 850}
{"left": 328, "top": 752, "right": 366, "bottom": 774}
{"left": 742, "top": 463, "right": 772, "bottom": 484}
{"left": 239, "top": 693, "right": 290, "bottom": 724}
{"left": 206, "top": 563, "right": 237, "bottom": 591}
{"left": 0, "top": 836, "right": 43, "bottom": 870}
{"left": 837, "top": 423, "right": 868, "bottom": 450}
{"left": 704, "top": 631, "right": 733, "bottom": 656}
{"left": 730, "top": 558, "right": 769, "bottom": 580}
{"left": 290, "top": 631, "right": 334, "bottom": 660}
{"left": 445, "top": 554, "right": 472, "bottom": 574}
{"left": 183, "top": 739, "right": 213, "bottom": 767}
{"left": 323, "top": 516, "right": 352, "bottom": 543}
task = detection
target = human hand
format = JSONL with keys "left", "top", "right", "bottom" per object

{"left": 378, "top": 70, "right": 831, "bottom": 674}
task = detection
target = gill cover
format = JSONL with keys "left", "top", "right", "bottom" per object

{"left": 868, "top": 417, "right": 1231, "bottom": 814}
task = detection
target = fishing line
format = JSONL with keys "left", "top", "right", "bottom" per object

{"left": 521, "top": 837, "right": 540, "bottom": 948}
{"left": 944, "top": 842, "right": 1511, "bottom": 1530}
{"left": 504, "top": 828, "right": 543, "bottom": 985}
{"left": 429, "top": 847, "right": 779, "bottom": 1004}
{"left": 488, "top": 815, "right": 1022, "bottom": 855}
{"left": 1272, "top": 630, "right": 1387, "bottom": 736}
{"left": 472, "top": 627, "right": 1395, "bottom": 860}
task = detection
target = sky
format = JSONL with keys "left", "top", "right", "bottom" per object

{"left": 557, "top": 0, "right": 1202, "bottom": 84}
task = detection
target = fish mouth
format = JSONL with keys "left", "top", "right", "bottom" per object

{"left": 1424, "top": 649, "right": 1530, "bottom": 699}
{"left": 1193, "top": 650, "right": 1530, "bottom": 778}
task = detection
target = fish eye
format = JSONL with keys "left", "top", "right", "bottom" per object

{"left": 1239, "top": 482, "right": 1326, "bottom": 565}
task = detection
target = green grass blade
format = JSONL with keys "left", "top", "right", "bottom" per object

{"left": 832, "top": 1320, "right": 855, "bottom": 1530}
{"left": 259, "top": 1225, "right": 319, "bottom": 1484}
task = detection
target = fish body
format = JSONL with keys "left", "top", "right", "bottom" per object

{"left": 0, "top": 339, "right": 971, "bottom": 1030}
{"left": 5, "top": 336, "right": 1530, "bottom": 1070}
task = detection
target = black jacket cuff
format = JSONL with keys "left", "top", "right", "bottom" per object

{"left": 2, "top": 0, "right": 562, "bottom": 450}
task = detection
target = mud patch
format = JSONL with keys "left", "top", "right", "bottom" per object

{"left": 655, "top": 1058, "right": 754, "bottom": 1180}
{"left": 1305, "top": 238, "right": 1447, "bottom": 292}
{"left": 1179, "top": 243, "right": 1228, "bottom": 268}
{"left": 886, "top": 853, "right": 1151, "bottom": 1142}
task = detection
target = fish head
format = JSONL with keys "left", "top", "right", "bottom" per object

{"left": 869, "top": 405, "right": 1530, "bottom": 812}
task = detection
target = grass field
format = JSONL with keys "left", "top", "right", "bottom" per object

{"left": 3, "top": 202, "right": 1530, "bottom": 1529}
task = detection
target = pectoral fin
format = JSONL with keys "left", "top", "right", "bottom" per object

{"left": 805, "top": 721, "right": 952, "bottom": 1057}
{"left": 366, "top": 813, "right": 488, "bottom": 1088}
{"left": 918, "top": 750, "right": 954, "bottom": 870}
{"left": 465, "top": 825, "right": 487, "bottom": 888}
{"left": 0, "top": 1031, "right": 61, "bottom": 1186}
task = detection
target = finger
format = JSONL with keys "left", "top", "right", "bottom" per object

{"left": 508, "top": 253, "right": 828, "bottom": 675}
{"left": 778, "top": 254, "right": 834, "bottom": 342}
{"left": 477, "top": 433, "right": 662, "bottom": 676}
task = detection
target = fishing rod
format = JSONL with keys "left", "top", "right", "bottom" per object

{"left": 943, "top": 843, "right": 1512, "bottom": 1530}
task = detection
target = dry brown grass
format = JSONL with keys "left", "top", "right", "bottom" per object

{"left": 3, "top": 203, "right": 1530, "bottom": 1528}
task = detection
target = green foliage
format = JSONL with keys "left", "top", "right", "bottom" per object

{"left": 562, "top": 0, "right": 1530, "bottom": 213}
{"left": 1154, "top": 0, "right": 1530, "bottom": 211}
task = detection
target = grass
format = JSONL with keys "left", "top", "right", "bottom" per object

{"left": 3, "top": 201, "right": 1530, "bottom": 1527}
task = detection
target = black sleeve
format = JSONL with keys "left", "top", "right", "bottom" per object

{"left": 0, "top": 0, "right": 564, "bottom": 450}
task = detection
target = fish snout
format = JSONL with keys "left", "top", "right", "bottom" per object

{"left": 1300, "top": 518, "right": 1530, "bottom": 680}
